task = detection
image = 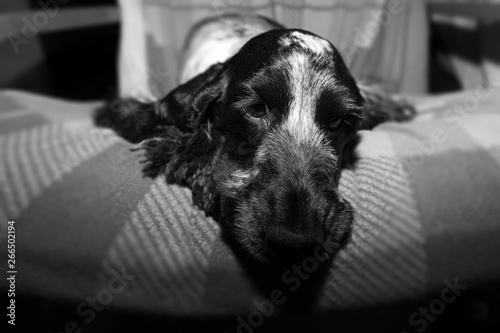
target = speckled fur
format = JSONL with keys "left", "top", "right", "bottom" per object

{"left": 94, "top": 14, "right": 415, "bottom": 265}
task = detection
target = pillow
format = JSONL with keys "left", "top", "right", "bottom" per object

{"left": 1, "top": 89, "right": 500, "bottom": 315}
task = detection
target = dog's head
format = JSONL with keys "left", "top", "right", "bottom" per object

{"left": 132, "top": 29, "right": 363, "bottom": 264}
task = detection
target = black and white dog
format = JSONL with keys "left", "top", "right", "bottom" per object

{"left": 95, "top": 14, "right": 414, "bottom": 264}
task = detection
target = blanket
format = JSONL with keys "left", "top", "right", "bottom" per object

{"left": 1, "top": 89, "right": 500, "bottom": 316}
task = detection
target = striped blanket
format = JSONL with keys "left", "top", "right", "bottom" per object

{"left": 1, "top": 89, "right": 500, "bottom": 315}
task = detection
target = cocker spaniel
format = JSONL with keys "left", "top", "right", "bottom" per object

{"left": 95, "top": 14, "right": 414, "bottom": 265}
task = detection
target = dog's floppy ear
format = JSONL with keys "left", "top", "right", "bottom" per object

{"left": 340, "top": 83, "right": 416, "bottom": 169}
{"left": 94, "top": 63, "right": 225, "bottom": 215}
{"left": 94, "top": 63, "right": 225, "bottom": 142}
{"left": 161, "top": 63, "right": 226, "bottom": 132}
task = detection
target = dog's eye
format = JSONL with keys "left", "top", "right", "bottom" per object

{"left": 245, "top": 102, "right": 268, "bottom": 118}
{"left": 328, "top": 118, "right": 342, "bottom": 131}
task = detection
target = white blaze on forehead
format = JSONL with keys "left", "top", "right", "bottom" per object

{"left": 284, "top": 52, "right": 331, "bottom": 145}
{"left": 279, "top": 32, "right": 338, "bottom": 145}
{"left": 280, "top": 31, "right": 332, "bottom": 54}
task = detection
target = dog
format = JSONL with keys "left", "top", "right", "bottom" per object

{"left": 95, "top": 14, "right": 415, "bottom": 265}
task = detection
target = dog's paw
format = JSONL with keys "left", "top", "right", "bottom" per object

{"left": 384, "top": 96, "right": 416, "bottom": 122}
{"left": 359, "top": 84, "right": 417, "bottom": 129}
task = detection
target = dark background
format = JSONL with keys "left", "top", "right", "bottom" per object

{"left": 2, "top": 0, "right": 119, "bottom": 101}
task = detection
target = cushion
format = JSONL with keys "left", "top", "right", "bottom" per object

{"left": 1, "top": 89, "right": 500, "bottom": 315}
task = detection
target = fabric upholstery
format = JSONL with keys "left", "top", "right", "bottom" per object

{"left": 1, "top": 90, "right": 499, "bottom": 315}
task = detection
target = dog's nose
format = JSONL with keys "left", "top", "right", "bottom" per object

{"left": 266, "top": 225, "right": 323, "bottom": 258}
{"left": 266, "top": 187, "right": 326, "bottom": 258}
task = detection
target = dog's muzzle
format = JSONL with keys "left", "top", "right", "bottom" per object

{"left": 255, "top": 130, "right": 341, "bottom": 261}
